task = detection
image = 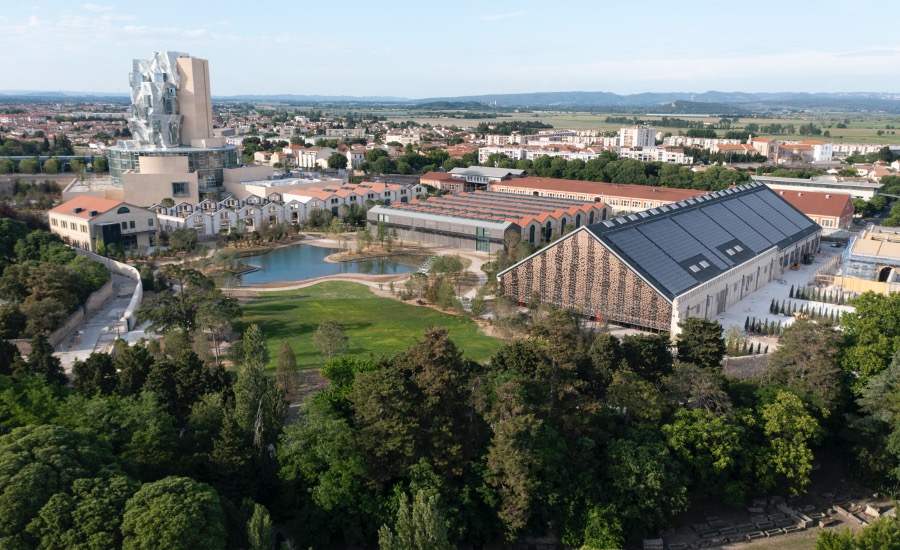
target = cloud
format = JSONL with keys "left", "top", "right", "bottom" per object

{"left": 480, "top": 11, "right": 524, "bottom": 21}
{"left": 834, "top": 48, "right": 899, "bottom": 58}
{"left": 82, "top": 3, "right": 114, "bottom": 11}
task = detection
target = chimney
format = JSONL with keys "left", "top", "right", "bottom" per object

{"left": 88, "top": 210, "right": 98, "bottom": 216}
{"left": 73, "top": 207, "right": 83, "bottom": 213}
{"left": 826, "top": 194, "right": 830, "bottom": 198}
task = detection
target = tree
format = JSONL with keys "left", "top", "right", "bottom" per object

{"left": 604, "top": 436, "right": 689, "bottom": 532}
{"left": 327, "top": 152, "right": 348, "bottom": 170}
{"left": 247, "top": 502, "right": 276, "bottom": 550}
{"left": 42, "top": 157, "right": 59, "bottom": 174}
{"left": 93, "top": 157, "right": 108, "bottom": 173}
{"left": 765, "top": 319, "right": 844, "bottom": 417}
{"left": 621, "top": 333, "right": 673, "bottom": 383}
{"left": 72, "top": 352, "right": 118, "bottom": 396}
{"left": 663, "top": 409, "right": 746, "bottom": 502}
{"left": 841, "top": 292, "right": 900, "bottom": 393}
{"left": 0, "top": 305, "right": 26, "bottom": 340}
{"left": 121, "top": 476, "right": 227, "bottom": 550}
{"left": 313, "top": 320, "right": 349, "bottom": 360}
{"left": 378, "top": 490, "right": 452, "bottom": 550}
{"left": 168, "top": 228, "right": 198, "bottom": 253}
{"left": 233, "top": 325, "right": 287, "bottom": 451}
{"left": 757, "top": 391, "right": 821, "bottom": 495}
{"left": 27, "top": 473, "right": 138, "bottom": 549}
{"left": 22, "top": 333, "right": 67, "bottom": 386}
{"left": 676, "top": 318, "right": 726, "bottom": 370}
{"left": 0, "top": 424, "right": 121, "bottom": 547}
{"left": 663, "top": 361, "right": 732, "bottom": 414}
{"left": 816, "top": 515, "right": 900, "bottom": 549}
{"left": 276, "top": 340, "right": 299, "bottom": 398}
{"left": 115, "top": 341, "right": 156, "bottom": 396}
{"left": 0, "top": 218, "right": 27, "bottom": 267}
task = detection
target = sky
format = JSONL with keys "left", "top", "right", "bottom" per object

{"left": 2, "top": 0, "right": 900, "bottom": 98}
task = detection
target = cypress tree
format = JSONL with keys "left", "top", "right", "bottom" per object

{"left": 789, "top": 285, "right": 794, "bottom": 298}
{"left": 744, "top": 316, "right": 750, "bottom": 331}
{"left": 764, "top": 345, "right": 769, "bottom": 354}
{"left": 769, "top": 298, "right": 775, "bottom": 314}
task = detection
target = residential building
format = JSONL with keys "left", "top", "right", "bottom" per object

{"left": 774, "top": 189, "right": 854, "bottom": 235}
{"left": 499, "top": 182, "right": 821, "bottom": 334}
{"left": 295, "top": 146, "right": 336, "bottom": 169}
{"left": 49, "top": 196, "right": 157, "bottom": 251}
{"left": 619, "top": 125, "right": 656, "bottom": 148}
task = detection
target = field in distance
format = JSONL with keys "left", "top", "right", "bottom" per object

{"left": 237, "top": 280, "right": 503, "bottom": 371}
{"left": 387, "top": 111, "right": 900, "bottom": 144}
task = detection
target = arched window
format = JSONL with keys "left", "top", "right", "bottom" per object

{"left": 575, "top": 214, "right": 581, "bottom": 228}
{"left": 545, "top": 221, "right": 552, "bottom": 242}
{"left": 589, "top": 211, "right": 595, "bottom": 225}
{"left": 529, "top": 224, "right": 536, "bottom": 244}
{"left": 117, "top": 206, "right": 130, "bottom": 214}
{"left": 560, "top": 218, "right": 567, "bottom": 234}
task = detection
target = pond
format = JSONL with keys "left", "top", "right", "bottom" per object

{"left": 239, "top": 243, "right": 426, "bottom": 285}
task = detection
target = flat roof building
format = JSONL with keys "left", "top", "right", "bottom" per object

{"left": 489, "top": 176, "right": 708, "bottom": 214}
{"left": 844, "top": 226, "right": 900, "bottom": 285}
{"left": 368, "top": 191, "right": 609, "bottom": 253}
{"left": 752, "top": 174, "right": 882, "bottom": 200}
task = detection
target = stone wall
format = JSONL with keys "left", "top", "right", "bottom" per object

{"left": 47, "top": 278, "right": 115, "bottom": 346}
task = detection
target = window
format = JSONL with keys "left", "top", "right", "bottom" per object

{"left": 172, "top": 182, "right": 189, "bottom": 197}
{"left": 121, "top": 222, "right": 127, "bottom": 229}
{"left": 81, "top": 225, "right": 87, "bottom": 233}
{"left": 129, "top": 221, "right": 135, "bottom": 229}
{"left": 475, "top": 227, "right": 489, "bottom": 237}
{"left": 117, "top": 206, "right": 131, "bottom": 214}
{"left": 61, "top": 220, "right": 67, "bottom": 229}
{"left": 378, "top": 214, "right": 390, "bottom": 223}
{"left": 51, "top": 218, "right": 58, "bottom": 226}
{"left": 699, "top": 260, "right": 710, "bottom": 268}
{"left": 148, "top": 218, "right": 154, "bottom": 227}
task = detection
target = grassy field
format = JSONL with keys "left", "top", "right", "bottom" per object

{"left": 389, "top": 110, "right": 900, "bottom": 144}
{"left": 237, "top": 281, "right": 503, "bottom": 371}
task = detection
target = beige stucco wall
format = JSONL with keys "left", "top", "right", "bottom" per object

{"left": 223, "top": 165, "right": 272, "bottom": 183}
{"left": 50, "top": 204, "right": 157, "bottom": 251}
{"left": 176, "top": 56, "right": 213, "bottom": 145}
{"left": 138, "top": 155, "right": 189, "bottom": 173}
{"left": 123, "top": 172, "right": 199, "bottom": 206}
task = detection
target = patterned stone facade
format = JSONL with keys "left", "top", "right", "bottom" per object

{"left": 499, "top": 229, "right": 672, "bottom": 332}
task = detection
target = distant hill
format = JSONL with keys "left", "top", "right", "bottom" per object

{"left": 2, "top": 89, "right": 899, "bottom": 112}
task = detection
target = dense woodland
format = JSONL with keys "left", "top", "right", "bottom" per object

{"left": 2, "top": 268, "right": 900, "bottom": 547}
{"left": 0, "top": 216, "right": 110, "bottom": 339}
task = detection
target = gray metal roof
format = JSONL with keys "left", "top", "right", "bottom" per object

{"left": 585, "top": 182, "right": 820, "bottom": 300}
{"left": 448, "top": 166, "right": 525, "bottom": 178}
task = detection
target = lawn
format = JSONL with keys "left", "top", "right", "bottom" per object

{"left": 237, "top": 281, "right": 504, "bottom": 371}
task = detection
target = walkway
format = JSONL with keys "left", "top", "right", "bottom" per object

{"left": 55, "top": 274, "right": 136, "bottom": 371}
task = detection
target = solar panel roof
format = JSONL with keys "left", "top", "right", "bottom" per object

{"left": 586, "top": 182, "right": 819, "bottom": 300}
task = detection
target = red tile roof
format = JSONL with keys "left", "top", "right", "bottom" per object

{"left": 775, "top": 189, "right": 854, "bottom": 218}
{"left": 49, "top": 196, "right": 123, "bottom": 219}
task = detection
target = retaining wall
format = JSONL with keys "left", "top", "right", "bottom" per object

{"left": 74, "top": 250, "right": 143, "bottom": 330}
{"left": 47, "top": 278, "right": 114, "bottom": 346}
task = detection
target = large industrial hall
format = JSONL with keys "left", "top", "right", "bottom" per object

{"left": 498, "top": 182, "right": 822, "bottom": 334}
